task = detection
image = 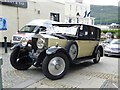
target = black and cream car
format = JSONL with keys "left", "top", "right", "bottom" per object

{"left": 10, "top": 24, "right": 103, "bottom": 80}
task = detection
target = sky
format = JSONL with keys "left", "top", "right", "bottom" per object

{"left": 83, "top": 0, "right": 120, "bottom": 6}
{"left": 53, "top": 0, "right": 120, "bottom": 6}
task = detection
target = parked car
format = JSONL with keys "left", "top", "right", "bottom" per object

{"left": 10, "top": 23, "right": 103, "bottom": 80}
{"left": 105, "top": 32, "right": 112, "bottom": 38}
{"left": 100, "top": 37, "right": 113, "bottom": 48}
{"left": 11, "top": 19, "right": 58, "bottom": 45}
{"left": 104, "top": 39, "right": 120, "bottom": 56}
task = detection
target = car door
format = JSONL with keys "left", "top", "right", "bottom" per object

{"left": 76, "top": 25, "right": 92, "bottom": 58}
{"left": 88, "top": 27, "right": 100, "bottom": 55}
{"left": 76, "top": 40, "right": 91, "bottom": 58}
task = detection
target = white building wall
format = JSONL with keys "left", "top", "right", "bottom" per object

{"left": 65, "top": 2, "right": 94, "bottom": 25}
{"left": 0, "top": 5, "right": 18, "bottom": 43}
{"left": 18, "top": 1, "right": 65, "bottom": 28}
{"left": 0, "top": 5, "right": 3, "bottom": 44}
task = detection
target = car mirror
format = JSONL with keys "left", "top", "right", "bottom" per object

{"left": 35, "top": 29, "right": 40, "bottom": 34}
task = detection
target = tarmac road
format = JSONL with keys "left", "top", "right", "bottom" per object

{"left": 0, "top": 48, "right": 119, "bottom": 89}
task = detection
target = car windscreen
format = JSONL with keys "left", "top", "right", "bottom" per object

{"left": 110, "top": 39, "right": 120, "bottom": 44}
{"left": 18, "top": 25, "right": 36, "bottom": 33}
{"left": 46, "top": 26, "right": 78, "bottom": 35}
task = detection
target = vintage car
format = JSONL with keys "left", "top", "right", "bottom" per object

{"left": 10, "top": 23, "right": 103, "bottom": 80}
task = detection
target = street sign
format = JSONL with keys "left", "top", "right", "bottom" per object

{"left": 0, "top": 18, "right": 7, "bottom": 30}
{"left": 1, "top": 0, "right": 28, "bottom": 8}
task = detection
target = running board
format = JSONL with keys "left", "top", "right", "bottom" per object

{"left": 73, "top": 56, "right": 95, "bottom": 64}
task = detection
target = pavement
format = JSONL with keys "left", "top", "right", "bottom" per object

{"left": 0, "top": 47, "right": 119, "bottom": 89}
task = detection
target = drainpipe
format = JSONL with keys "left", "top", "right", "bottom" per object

{"left": 0, "top": 57, "right": 3, "bottom": 89}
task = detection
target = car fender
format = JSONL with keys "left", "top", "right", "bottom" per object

{"left": 46, "top": 46, "right": 72, "bottom": 62}
{"left": 46, "top": 46, "right": 66, "bottom": 55}
{"left": 93, "top": 45, "right": 103, "bottom": 57}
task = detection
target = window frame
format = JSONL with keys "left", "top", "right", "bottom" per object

{"left": 77, "top": 25, "right": 101, "bottom": 41}
{"left": 52, "top": 24, "right": 101, "bottom": 41}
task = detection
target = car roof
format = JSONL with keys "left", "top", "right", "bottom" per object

{"left": 26, "top": 19, "right": 51, "bottom": 26}
{"left": 52, "top": 23, "right": 100, "bottom": 30}
{"left": 26, "top": 19, "right": 61, "bottom": 27}
{"left": 26, "top": 19, "right": 100, "bottom": 30}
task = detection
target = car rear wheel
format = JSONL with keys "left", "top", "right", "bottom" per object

{"left": 65, "top": 40, "right": 78, "bottom": 60}
{"left": 42, "top": 52, "right": 69, "bottom": 80}
{"left": 10, "top": 47, "right": 32, "bottom": 70}
{"left": 93, "top": 49, "right": 101, "bottom": 63}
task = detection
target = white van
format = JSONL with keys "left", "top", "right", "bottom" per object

{"left": 11, "top": 19, "right": 55, "bottom": 45}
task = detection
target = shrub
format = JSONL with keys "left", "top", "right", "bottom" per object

{"left": 101, "top": 30, "right": 119, "bottom": 34}
{"left": 101, "top": 29, "right": 120, "bottom": 38}
{"left": 115, "top": 30, "right": 120, "bottom": 38}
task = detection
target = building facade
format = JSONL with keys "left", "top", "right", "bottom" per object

{"left": 65, "top": 1, "right": 94, "bottom": 24}
{"left": 0, "top": 0, "right": 65, "bottom": 43}
{"left": 0, "top": 0, "right": 94, "bottom": 43}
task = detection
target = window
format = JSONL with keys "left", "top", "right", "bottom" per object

{"left": 70, "top": 4, "right": 72, "bottom": 11}
{"left": 96, "top": 28, "right": 100, "bottom": 40}
{"left": 50, "top": 13, "right": 60, "bottom": 22}
{"left": 89, "top": 27, "right": 96, "bottom": 40}
{"left": 69, "top": 18, "right": 72, "bottom": 23}
{"left": 37, "top": 10, "right": 40, "bottom": 14}
{"left": 89, "top": 26, "right": 100, "bottom": 40}
{"left": 19, "top": 25, "right": 36, "bottom": 33}
{"left": 78, "top": 25, "right": 89, "bottom": 39}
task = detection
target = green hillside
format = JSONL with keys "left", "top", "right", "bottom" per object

{"left": 90, "top": 5, "right": 119, "bottom": 25}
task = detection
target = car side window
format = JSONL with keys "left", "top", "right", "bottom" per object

{"left": 78, "top": 25, "right": 89, "bottom": 40}
{"left": 89, "top": 27, "right": 101, "bottom": 40}
{"left": 89, "top": 27, "right": 96, "bottom": 40}
{"left": 39, "top": 26, "right": 46, "bottom": 32}
{"left": 97, "top": 28, "right": 101, "bottom": 40}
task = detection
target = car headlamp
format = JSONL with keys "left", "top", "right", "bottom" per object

{"left": 20, "top": 37, "right": 28, "bottom": 46}
{"left": 37, "top": 38, "right": 45, "bottom": 49}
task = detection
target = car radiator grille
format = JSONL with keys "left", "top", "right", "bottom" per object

{"left": 13, "top": 36, "right": 22, "bottom": 41}
{"left": 32, "top": 37, "right": 38, "bottom": 52}
{"left": 111, "top": 48, "right": 120, "bottom": 51}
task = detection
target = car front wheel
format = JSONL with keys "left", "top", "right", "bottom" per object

{"left": 42, "top": 52, "right": 69, "bottom": 80}
{"left": 10, "top": 47, "right": 32, "bottom": 70}
{"left": 93, "top": 49, "right": 101, "bottom": 63}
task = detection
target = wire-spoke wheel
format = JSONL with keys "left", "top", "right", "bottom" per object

{"left": 93, "top": 49, "right": 101, "bottom": 63}
{"left": 65, "top": 40, "right": 78, "bottom": 60}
